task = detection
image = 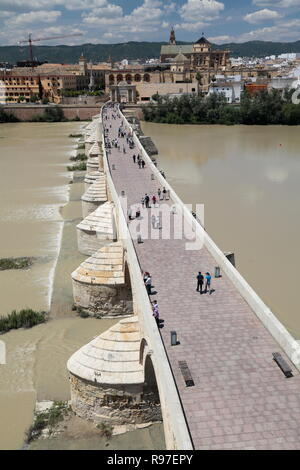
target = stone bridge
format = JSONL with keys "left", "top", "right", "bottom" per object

{"left": 67, "top": 103, "right": 300, "bottom": 450}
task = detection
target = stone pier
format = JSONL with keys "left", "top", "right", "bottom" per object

{"left": 67, "top": 317, "right": 161, "bottom": 425}
{"left": 77, "top": 201, "right": 116, "bottom": 256}
{"left": 81, "top": 175, "right": 108, "bottom": 218}
{"left": 71, "top": 241, "right": 133, "bottom": 317}
{"left": 84, "top": 170, "right": 103, "bottom": 191}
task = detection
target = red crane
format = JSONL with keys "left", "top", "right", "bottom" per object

{"left": 18, "top": 33, "right": 83, "bottom": 64}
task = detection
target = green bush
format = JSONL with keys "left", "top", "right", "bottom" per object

{"left": 26, "top": 401, "right": 69, "bottom": 443}
{"left": 97, "top": 422, "right": 113, "bottom": 439}
{"left": 67, "top": 162, "right": 87, "bottom": 171}
{"left": 69, "top": 153, "right": 87, "bottom": 161}
{"left": 0, "top": 309, "right": 46, "bottom": 333}
{"left": 0, "top": 257, "right": 33, "bottom": 270}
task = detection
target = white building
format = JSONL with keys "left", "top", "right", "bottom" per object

{"left": 208, "top": 76, "right": 243, "bottom": 103}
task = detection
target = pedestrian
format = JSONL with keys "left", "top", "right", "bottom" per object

{"left": 143, "top": 271, "right": 149, "bottom": 284}
{"left": 158, "top": 188, "right": 161, "bottom": 199}
{"left": 152, "top": 195, "right": 157, "bottom": 207}
{"left": 133, "top": 154, "right": 136, "bottom": 163}
{"left": 205, "top": 272, "right": 212, "bottom": 294}
{"left": 135, "top": 208, "right": 141, "bottom": 219}
{"left": 196, "top": 272, "right": 204, "bottom": 294}
{"left": 142, "top": 160, "right": 145, "bottom": 169}
{"left": 123, "top": 146, "right": 126, "bottom": 154}
{"left": 145, "top": 194, "right": 150, "bottom": 208}
{"left": 141, "top": 196, "right": 145, "bottom": 208}
{"left": 138, "top": 160, "right": 142, "bottom": 169}
{"left": 152, "top": 300, "right": 160, "bottom": 327}
{"left": 145, "top": 274, "right": 152, "bottom": 295}
{"left": 128, "top": 208, "right": 133, "bottom": 221}
{"left": 151, "top": 214, "right": 156, "bottom": 229}
{"left": 162, "top": 187, "right": 167, "bottom": 199}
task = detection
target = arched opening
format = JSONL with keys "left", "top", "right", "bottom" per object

{"left": 117, "top": 74, "right": 123, "bottom": 83}
{"left": 143, "top": 355, "right": 160, "bottom": 403}
{"left": 134, "top": 74, "right": 141, "bottom": 82}
{"left": 125, "top": 74, "right": 132, "bottom": 84}
{"left": 143, "top": 73, "right": 150, "bottom": 83}
{"left": 109, "top": 74, "right": 115, "bottom": 84}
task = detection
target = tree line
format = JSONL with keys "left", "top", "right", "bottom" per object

{"left": 143, "top": 89, "right": 300, "bottom": 126}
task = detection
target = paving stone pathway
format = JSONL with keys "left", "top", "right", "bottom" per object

{"left": 103, "top": 106, "right": 300, "bottom": 450}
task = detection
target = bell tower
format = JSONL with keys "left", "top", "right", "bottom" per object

{"left": 169, "top": 27, "right": 176, "bottom": 45}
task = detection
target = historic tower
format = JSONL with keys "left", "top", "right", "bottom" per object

{"left": 169, "top": 27, "right": 176, "bottom": 45}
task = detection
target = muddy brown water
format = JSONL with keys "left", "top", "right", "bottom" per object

{"left": 142, "top": 122, "right": 300, "bottom": 339}
{"left": 0, "top": 123, "right": 165, "bottom": 450}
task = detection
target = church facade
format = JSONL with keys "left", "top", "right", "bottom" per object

{"left": 160, "top": 30, "right": 230, "bottom": 72}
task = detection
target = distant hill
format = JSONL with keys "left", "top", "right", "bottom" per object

{"left": 1, "top": 40, "right": 300, "bottom": 64}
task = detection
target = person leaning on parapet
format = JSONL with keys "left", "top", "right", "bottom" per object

{"left": 196, "top": 272, "right": 204, "bottom": 294}
{"left": 162, "top": 187, "right": 167, "bottom": 199}
{"left": 145, "top": 274, "right": 152, "bottom": 295}
{"left": 152, "top": 300, "right": 160, "bottom": 327}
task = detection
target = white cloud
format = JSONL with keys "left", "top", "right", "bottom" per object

{"left": 6, "top": 10, "right": 61, "bottom": 27}
{"left": 253, "top": 0, "right": 300, "bottom": 6}
{"left": 236, "top": 19, "right": 300, "bottom": 42}
{"left": 208, "top": 35, "right": 234, "bottom": 43}
{"left": 180, "top": 0, "right": 225, "bottom": 22}
{"left": 175, "top": 21, "right": 208, "bottom": 32}
{"left": 244, "top": 8, "right": 282, "bottom": 24}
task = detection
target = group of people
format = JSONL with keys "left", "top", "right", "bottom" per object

{"left": 133, "top": 154, "right": 146, "bottom": 168}
{"left": 196, "top": 272, "right": 212, "bottom": 295}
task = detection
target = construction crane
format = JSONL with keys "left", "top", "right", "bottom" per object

{"left": 18, "top": 33, "right": 83, "bottom": 65}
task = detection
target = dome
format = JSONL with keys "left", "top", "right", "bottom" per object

{"left": 71, "top": 241, "right": 125, "bottom": 286}
{"left": 67, "top": 316, "right": 143, "bottom": 384}
{"left": 77, "top": 201, "right": 114, "bottom": 237}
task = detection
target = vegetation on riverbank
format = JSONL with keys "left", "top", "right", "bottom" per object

{"left": 26, "top": 402, "right": 70, "bottom": 443}
{"left": 67, "top": 162, "right": 87, "bottom": 171}
{"left": 143, "top": 89, "right": 300, "bottom": 126}
{"left": 0, "top": 309, "right": 46, "bottom": 333}
{"left": 69, "top": 133, "right": 83, "bottom": 138}
{"left": 69, "top": 153, "right": 87, "bottom": 162}
{"left": 0, "top": 257, "right": 33, "bottom": 270}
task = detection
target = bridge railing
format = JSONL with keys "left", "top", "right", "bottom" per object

{"left": 101, "top": 103, "right": 193, "bottom": 451}
{"left": 120, "top": 106, "right": 300, "bottom": 372}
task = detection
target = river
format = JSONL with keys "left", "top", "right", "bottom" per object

{"left": 142, "top": 122, "right": 300, "bottom": 340}
{"left": 0, "top": 122, "right": 165, "bottom": 450}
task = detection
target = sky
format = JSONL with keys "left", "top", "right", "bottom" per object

{"left": 0, "top": 0, "right": 300, "bottom": 47}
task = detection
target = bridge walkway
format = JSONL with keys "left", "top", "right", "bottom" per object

{"left": 103, "top": 107, "right": 300, "bottom": 450}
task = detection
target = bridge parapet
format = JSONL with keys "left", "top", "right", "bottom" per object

{"left": 100, "top": 103, "right": 193, "bottom": 450}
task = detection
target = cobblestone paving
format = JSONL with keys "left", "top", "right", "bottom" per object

{"left": 103, "top": 107, "right": 300, "bottom": 450}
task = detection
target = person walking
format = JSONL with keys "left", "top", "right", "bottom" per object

{"left": 196, "top": 272, "right": 204, "bottom": 294}
{"left": 138, "top": 160, "right": 142, "bottom": 169}
{"left": 152, "top": 195, "right": 157, "bottom": 207}
{"left": 133, "top": 154, "right": 136, "bottom": 163}
{"left": 158, "top": 188, "right": 161, "bottom": 199}
{"left": 142, "top": 160, "right": 145, "bottom": 169}
{"left": 145, "top": 274, "right": 152, "bottom": 295}
{"left": 151, "top": 214, "right": 156, "bottom": 229}
{"left": 141, "top": 196, "right": 145, "bottom": 208}
{"left": 145, "top": 194, "right": 150, "bottom": 208}
{"left": 205, "top": 272, "right": 212, "bottom": 294}
{"left": 162, "top": 187, "right": 167, "bottom": 199}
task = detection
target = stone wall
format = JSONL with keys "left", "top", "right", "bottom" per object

{"left": 2, "top": 105, "right": 103, "bottom": 121}
{"left": 72, "top": 280, "right": 133, "bottom": 317}
{"left": 69, "top": 373, "right": 162, "bottom": 425}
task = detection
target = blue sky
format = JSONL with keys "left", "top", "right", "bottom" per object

{"left": 0, "top": 0, "right": 300, "bottom": 46}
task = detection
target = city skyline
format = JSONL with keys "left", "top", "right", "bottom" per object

{"left": 0, "top": 0, "right": 300, "bottom": 47}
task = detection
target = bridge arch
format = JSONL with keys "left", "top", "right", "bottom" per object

{"left": 125, "top": 74, "right": 132, "bottom": 84}
{"left": 143, "top": 73, "right": 150, "bottom": 83}
{"left": 134, "top": 74, "right": 141, "bottom": 82}
{"left": 117, "top": 74, "right": 123, "bottom": 83}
